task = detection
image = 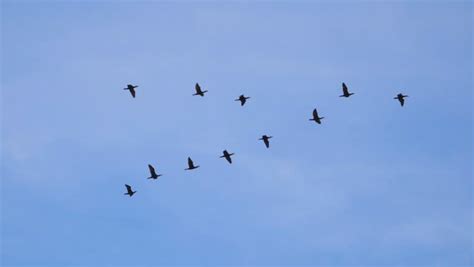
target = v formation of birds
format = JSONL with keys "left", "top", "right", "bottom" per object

{"left": 123, "top": 82, "right": 409, "bottom": 196}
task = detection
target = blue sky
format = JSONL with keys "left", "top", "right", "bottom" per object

{"left": 1, "top": 1, "right": 472, "bottom": 266}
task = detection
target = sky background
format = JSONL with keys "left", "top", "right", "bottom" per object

{"left": 1, "top": 1, "right": 472, "bottom": 266}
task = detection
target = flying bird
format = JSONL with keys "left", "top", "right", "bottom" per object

{"left": 309, "top": 108, "right": 324, "bottom": 124}
{"left": 124, "top": 84, "right": 138, "bottom": 98}
{"left": 147, "top": 164, "right": 162, "bottom": 180}
{"left": 339, "top": 82, "right": 354, "bottom": 97}
{"left": 124, "top": 184, "right": 136, "bottom": 197}
{"left": 259, "top": 135, "right": 273, "bottom": 148}
{"left": 220, "top": 150, "right": 235, "bottom": 164}
{"left": 185, "top": 157, "right": 200, "bottom": 170}
{"left": 193, "top": 83, "right": 208, "bottom": 97}
{"left": 235, "top": 94, "right": 250, "bottom": 106}
{"left": 394, "top": 93, "right": 409, "bottom": 106}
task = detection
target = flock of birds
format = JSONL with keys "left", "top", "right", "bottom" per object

{"left": 122, "top": 82, "right": 409, "bottom": 197}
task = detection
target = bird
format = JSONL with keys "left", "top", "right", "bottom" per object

{"left": 394, "top": 93, "right": 409, "bottom": 106}
{"left": 220, "top": 150, "right": 235, "bottom": 164}
{"left": 147, "top": 164, "right": 162, "bottom": 180}
{"left": 235, "top": 94, "right": 250, "bottom": 106}
{"left": 309, "top": 108, "right": 324, "bottom": 124}
{"left": 124, "top": 184, "right": 136, "bottom": 197}
{"left": 193, "top": 83, "right": 208, "bottom": 97}
{"left": 185, "top": 157, "right": 200, "bottom": 170}
{"left": 339, "top": 82, "right": 354, "bottom": 97}
{"left": 124, "top": 84, "right": 138, "bottom": 98}
{"left": 259, "top": 135, "right": 273, "bottom": 148}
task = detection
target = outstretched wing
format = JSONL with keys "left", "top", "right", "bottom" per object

{"left": 342, "top": 83, "right": 349, "bottom": 95}
{"left": 188, "top": 157, "right": 194, "bottom": 168}
{"left": 125, "top": 184, "right": 133, "bottom": 194}
{"left": 148, "top": 164, "right": 156, "bottom": 176}
{"left": 195, "top": 83, "right": 202, "bottom": 94}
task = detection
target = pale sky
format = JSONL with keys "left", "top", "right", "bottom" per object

{"left": 1, "top": 1, "right": 472, "bottom": 266}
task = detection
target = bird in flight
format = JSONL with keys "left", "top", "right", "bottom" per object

{"left": 124, "top": 84, "right": 138, "bottom": 98}
{"left": 394, "top": 93, "right": 409, "bottom": 106}
{"left": 193, "top": 83, "right": 208, "bottom": 97}
{"left": 185, "top": 157, "right": 200, "bottom": 170}
{"left": 309, "top": 108, "right": 324, "bottom": 124}
{"left": 259, "top": 135, "right": 273, "bottom": 148}
{"left": 235, "top": 94, "right": 250, "bottom": 106}
{"left": 339, "top": 82, "right": 354, "bottom": 97}
{"left": 220, "top": 150, "right": 235, "bottom": 164}
{"left": 147, "top": 164, "right": 162, "bottom": 180}
{"left": 124, "top": 184, "right": 136, "bottom": 197}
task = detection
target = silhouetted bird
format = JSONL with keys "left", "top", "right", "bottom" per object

{"left": 235, "top": 94, "right": 250, "bottom": 106}
{"left": 309, "top": 108, "right": 324, "bottom": 124}
{"left": 220, "top": 150, "right": 235, "bottom": 164}
{"left": 147, "top": 164, "right": 162, "bottom": 179}
{"left": 394, "top": 93, "right": 409, "bottom": 106}
{"left": 339, "top": 82, "right": 354, "bottom": 97}
{"left": 193, "top": 83, "right": 208, "bottom": 97}
{"left": 185, "top": 157, "right": 200, "bottom": 170}
{"left": 124, "top": 84, "right": 138, "bottom": 98}
{"left": 124, "top": 184, "right": 136, "bottom": 197}
{"left": 259, "top": 135, "right": 273, "bottom": 148}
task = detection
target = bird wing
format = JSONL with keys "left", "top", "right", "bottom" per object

{"left": 148, "top": 164, "right": 156, "bottom": 176}
{"left": 188, "top": 157, "right": 194, "bottom": 167}
{"left": 342, "top": 83, "right": 349, "bottom": 95}
{"left": 195, "top": 83, "right": 202, "bottom": 94}
{"left": 313, "top": 108, "right": 318, "bottom": 118}
{"left": 125, "top": 184, "right": 133, "bottom": 193}
{"left": 264, "top": 139, "right": 270, "bottom": 148}
{"left": 130, "top": 88, "right": 136, "bottom": 98}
